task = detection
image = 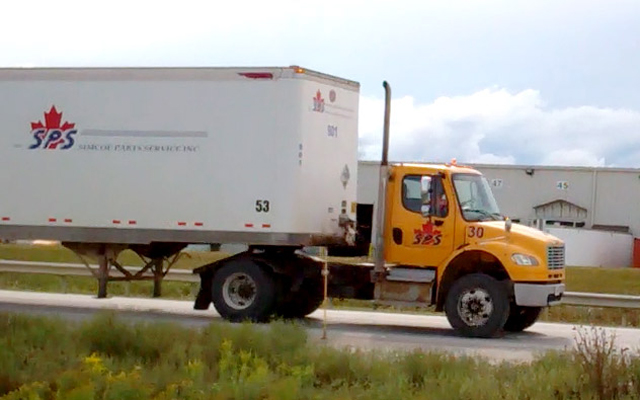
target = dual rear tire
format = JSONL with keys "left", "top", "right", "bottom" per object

{"left": 211, "top": 260, "right": 324, "bottom": 322}
{"left": 211, "top": 260, "right": 277, "bottom": 322}
{"left": 275, "top": 277, "right": 325, "bottom": 319}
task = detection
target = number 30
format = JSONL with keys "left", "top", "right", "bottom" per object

{"left": 468, "top": 226, "right": 484, "bottom": 238}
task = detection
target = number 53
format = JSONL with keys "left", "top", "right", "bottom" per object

{"left": 256, "top": 200, "right": 270, "bottom": 213}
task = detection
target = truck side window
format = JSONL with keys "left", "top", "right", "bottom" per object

{"left": 402, "top": 176, "right": 422, "bottom": 213}
{"left": 402, "top": 175, "right": 448, "bottom": 217}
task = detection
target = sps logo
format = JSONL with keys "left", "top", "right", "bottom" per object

{"left": 413, "top": 222, "right": 442, "bottom": 246}
{"left": 29, "top": 106, "right": 77, "bottom": 150}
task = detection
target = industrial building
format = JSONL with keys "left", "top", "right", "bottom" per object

{"left": 357, "top": 161, "right": 640, "bottom": 268}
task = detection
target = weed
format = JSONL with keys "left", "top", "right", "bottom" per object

{"left": 572, "top": 326, "right": 637, "bottom": 399}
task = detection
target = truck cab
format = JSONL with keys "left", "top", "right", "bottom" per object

{"left": 374, "top": 161, "right": 565, "bottom": 336}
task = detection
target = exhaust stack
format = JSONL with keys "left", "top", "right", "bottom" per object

{"left": 373, "top": 81, "right": 392, "bottom": 279}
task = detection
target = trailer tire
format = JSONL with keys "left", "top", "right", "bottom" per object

{"left": 276, "top": 278, "right": 325, "bottom": 319}
{"left": 503, "top": 306, "right": 542, "bottom": 332}
{"left": 211, "top": 260, "right": 277, "bottom": 323}
{"left": 444, "top": 273, "right": 510, "bottom": 338}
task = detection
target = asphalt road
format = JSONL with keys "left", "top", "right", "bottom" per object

{"left": 1, "top": 289, "right": 638, "bottom": 363}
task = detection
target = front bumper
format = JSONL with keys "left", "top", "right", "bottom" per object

{"left": 514, "top": 283, "right": 565, "bottom": 307}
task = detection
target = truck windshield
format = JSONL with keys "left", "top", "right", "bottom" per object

{"left": 452, "top": 174, "right": 502, "bottom": 221}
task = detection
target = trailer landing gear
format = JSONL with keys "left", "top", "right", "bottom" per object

{"left": 63, "top": 242, "right": 186, "bottom": 298}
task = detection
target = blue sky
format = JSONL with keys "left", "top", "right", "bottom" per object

{"left": 3, "top": 0, "right": 640, "bottom": 167}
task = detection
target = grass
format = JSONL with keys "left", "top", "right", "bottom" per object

{"left": 565, "top": 266, "right": 640, "bottom": 295}
{"left": 2, "top": 243, "right": 640, "bottom": 328}
{"left": 1, "top": 312, "right": 640, "bottom": 400}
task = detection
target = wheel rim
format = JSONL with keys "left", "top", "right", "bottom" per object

{"left": 457, "top": 287, "right": 493, "bottom": 327}
{"left": 222, "top": 272, "right": 257, "bottom": 310}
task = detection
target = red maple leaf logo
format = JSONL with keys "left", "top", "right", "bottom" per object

{"left": 419, "top": 223, "right": 438, "bottom": 236}
{"left": 413, "top": 222, "right": 442, "bottom": 246}
{"left": 313, "top": 90, "right": 325, "bottom": 112}
{"left": 31, "top": 106, "right": 75, "bottom": 131}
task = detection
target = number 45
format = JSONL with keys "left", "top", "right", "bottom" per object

{"left": 256, "top": 200, "right": 270, "bottom": 213}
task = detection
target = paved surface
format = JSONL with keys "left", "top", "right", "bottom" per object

{"left": 1, "top": 289, "right": 638, "bottom": 363}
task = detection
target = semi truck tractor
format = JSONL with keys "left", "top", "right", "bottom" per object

{"left": 0, "top": 66, "right": 565, "bottom": 337}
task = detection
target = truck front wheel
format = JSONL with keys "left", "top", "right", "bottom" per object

{"left": 211, "top": 260, "right": 277, "bottom": 323}
{"left": 503, "top": 306, "right": 542, "bottom": 332}
{"left": 444, "top": 273, "right": 510, "bottom": 338}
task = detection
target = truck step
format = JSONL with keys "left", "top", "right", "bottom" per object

{"left": 386, "top": 267, "right": 436, "bottom": 283}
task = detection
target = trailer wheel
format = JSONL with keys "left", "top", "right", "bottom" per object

{"left": 275, "top": 278, "right": 325, "bottom": 319}
{"left": 211, "top": 260, "right": 277, "bottom": 322}
{"left": 444, "top": 273, "right": 510, "bottom": 338}
{"left": 503, "top": 306, "right": 542, "bottom": 332}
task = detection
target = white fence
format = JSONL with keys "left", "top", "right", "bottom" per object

{"left": 545, "top": 227, "right": 633, "bottom": 268}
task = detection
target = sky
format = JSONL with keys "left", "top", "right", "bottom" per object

{"left": 2, "top": 0, "right": 640, "bottom": 167}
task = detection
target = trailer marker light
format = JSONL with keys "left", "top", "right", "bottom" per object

{"left": 194, "top": 222, "right": 203, "bottom": 227}
{"left": 113, "top": 220, "right": 121, "bottom": 224}
{"left": 64, "top": 219, "right": 72, "bottom": 223}
{"left": 1, "top": 217, "right": 9, "bottom": 221}
{"left": 291, "top": 65, "right": 305, "bottom": 74}
{"left": 238, "top": 72, "right": 274, "bottom": 79}
{"left": 48, "top": 218, "right": 57, "bottom": 223}
{"left": 245, "top": 223, "right": 254, "bottom": 228}
{"left": 128, "top": 220, "right": 137, "bottom": 225}
{"left": 262, "top": 224, "right": 271, "bottom": 228}
{"left": 178, "top": 222, "right": 187, "bottom": 226}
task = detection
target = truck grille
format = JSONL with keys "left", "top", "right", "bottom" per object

{"left": 547, "top": 245, "right": 565, "bottom": 269}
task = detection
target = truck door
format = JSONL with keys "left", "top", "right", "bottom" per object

{"left": 384, "top": 173, "right": 455, "bottom": 267}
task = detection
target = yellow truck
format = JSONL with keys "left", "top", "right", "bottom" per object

{"left": 359, "top": 160, "right": 566, "bottom": 337}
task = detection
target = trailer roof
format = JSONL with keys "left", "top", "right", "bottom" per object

{"left": 0, "top": 65, "right": 360, "bottom": 90}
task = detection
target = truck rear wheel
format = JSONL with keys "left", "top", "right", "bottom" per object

{"left": 444, "top": 273, "right": 510, "bottom": 338}
{"left": 503, "top": 306, "right": 542, "bottom": 332}
{"left": 211, "top": 260, "right": 277, "bottom": 322}
{"left": 275, "top": 278, "right": 325, "bottom": 319}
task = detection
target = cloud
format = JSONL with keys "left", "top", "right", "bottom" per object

{"left": 358, "top": 88, "right": 640, "bottom": 167}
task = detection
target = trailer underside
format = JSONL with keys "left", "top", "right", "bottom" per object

{"left": 0, "top": 225, "right": 348, "bottom": 247}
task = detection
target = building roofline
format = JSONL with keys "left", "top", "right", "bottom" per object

{"left": 358, "top": 159, "right": 640, "bottom": 173}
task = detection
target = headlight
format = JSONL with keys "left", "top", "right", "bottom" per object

{"left": 511, "top": 253, "right": 539, "bottom": 266}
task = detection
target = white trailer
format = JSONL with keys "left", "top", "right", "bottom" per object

{"left": 0, "top": 66, "right": 359, "bottom": 246}
{"left": 0, "top": 66, "right": 360, "bottom": 303}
